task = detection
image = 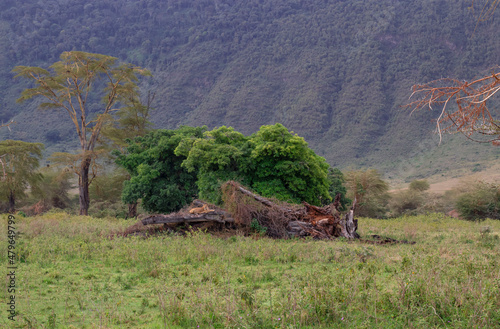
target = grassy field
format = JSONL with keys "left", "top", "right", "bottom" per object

{"left": 1, "top": 212, "right": 499, "bottom": 328}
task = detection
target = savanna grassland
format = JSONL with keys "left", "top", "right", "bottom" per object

{"left": 1, "top": 212, "right": 499, "bottom": 328}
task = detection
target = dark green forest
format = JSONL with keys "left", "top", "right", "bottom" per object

{"left": 0, "top": 0, "right": 499, "bottom": 177}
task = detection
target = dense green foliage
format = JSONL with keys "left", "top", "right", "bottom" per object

{"left": 0, "top": 140, "right": 43, "bottom": 212}
{"left": 115, "top": 127, "right": 205, "bottom": 214}
{"left": 179, "top": 123, "right": 332, "bottom": 205}
{"left": 326, "top": 168, "right": 350, "bottom": 209}
{"left": 177, "top": 126, "right": 251, "bottom": 204}
{"left": 3, "top": 212, "right": 500, "bottom": 328}
{"left": 247, "top": 124, "right": 331, "bottom": 204}
{"left": 1, "top": 0, "right": 498, "bottom": 176}
{"left": 119, "top": 124, "right": 339, "bottom": 211}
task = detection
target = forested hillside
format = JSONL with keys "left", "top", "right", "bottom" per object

{"left": 0, "top": 0, "right": 498, "bottom": 178}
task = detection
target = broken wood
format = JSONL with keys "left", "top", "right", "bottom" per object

{"left": 137, "top": 181, "right": 360, "bottom": 240}
{"left": 223, "top": 181, "right": 360, "bottom": 240}
{"left": 229, "top": 183, "right": 284, "bottom": 209}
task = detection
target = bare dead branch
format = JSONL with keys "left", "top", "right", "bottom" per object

{"left": 406, "top": 67, "right": 500, "bottom": 145}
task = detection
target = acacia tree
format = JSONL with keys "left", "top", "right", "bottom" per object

{"left": 14, "top": 51, "right": 150, "bottom": 215}
{"left": 0, "top": 140, "right": 43, "bottom": 213}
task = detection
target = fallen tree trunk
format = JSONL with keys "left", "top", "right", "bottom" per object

{"left": 223, "top": 181, "right": 359, "bottom": 239}
{"left": 138, "top": 181, "right": 360, "bottom": 240}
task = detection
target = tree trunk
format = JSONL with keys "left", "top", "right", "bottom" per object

{"left": 127, "top": 203, "right": 138, "bottom": 219}
{"left": 8, "top": 190, "right": 15, "bottom": 214}
{"left": 79, "top": 157, "right": 91, "bottom": 216}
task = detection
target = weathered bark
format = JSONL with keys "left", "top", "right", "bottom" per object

{"left": 8, "top": 190, "right": 15, "bottom": 213}
{"left": 139, "top": 182, "right": 359, "bottom": 240}
{"left": 78, "top": 157, "right": 91, "bottom": 216}
{"left": 225, "top": 181, "right": 359, "bottom": 239}
{"left": 228, "top": 183, "right": 277, "bottom": 208}
{"left": 127, "top": 203, "right": 138, "bottom": 219}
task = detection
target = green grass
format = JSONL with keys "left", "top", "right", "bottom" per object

{"left": 1, "top": 212, "right": 499, "bottom": 328}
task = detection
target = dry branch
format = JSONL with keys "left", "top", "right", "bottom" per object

{"left": 222, "top": 181, "right": 359, "bottom": 239}
{"left": 407, "top": 67, "right": 500, "bottom": 145}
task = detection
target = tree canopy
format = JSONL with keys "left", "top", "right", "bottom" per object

{"left": 14, "top": 51, "right": 150, "bottom": 215}
{"left": 118, "top": 123, "right": 344, "bottom": 213}
{"left": 407, "top": 68, "right": 500, "bottom": 145}
{"left": 115, "top": 126, "right": 206, "bottom": 214}
{"left": 345, "top": 169, "right": 389, "bottom": 218}
{"left": 246, "top": 124, "right": 331, "bottom": 204}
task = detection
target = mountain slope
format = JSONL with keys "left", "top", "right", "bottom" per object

{"left": 0, "top": 0, "right": 498, "bottom": 179}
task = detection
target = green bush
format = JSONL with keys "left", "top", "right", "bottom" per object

{"left": 389, "top": 189, "right": 426, "bottom": 217}
{"left": 89, "top": 169, "right": 129, "bottom": 203}
{"left": 456, "top": 182, "right": 500, "bottom": 221}
{"left": 409, "top": 179, "right": 430, "bottom": 192}
{"left": 345, "top": 169, "right": 389, "bottom": 218}
{"left": 32, "top": 167, "right": 73, "bottom": 209}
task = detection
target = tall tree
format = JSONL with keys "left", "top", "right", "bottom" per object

{"left": 0, "top": 140, "right": 43, "bottom": 213}
{"left": 14, "top": 51, "right": 150, "bottom": 215}
{"left": 98, "top": 91, "right": 156, "bottom": 217}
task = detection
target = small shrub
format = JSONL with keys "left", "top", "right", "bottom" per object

{"left": 389, "top": 189, "right": 425, "bottom": 217}
{"left": 409, "top": 179, "right": 430, "bottom": 192}
{"left": 250, "top": 218, "right": 267, "bottom": 235}
{"left": 88, "top": 201, "right": 128, "bottom": 218}
{"left": 31, "top": 167, "right": 73, "bottom": 210}
{"left": 456, "top": 182, "right": 500, "bottom": 220}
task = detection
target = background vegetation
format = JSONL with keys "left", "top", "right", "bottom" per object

{"left": 0, "top": 0, "right": 498, "bottom": 179}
